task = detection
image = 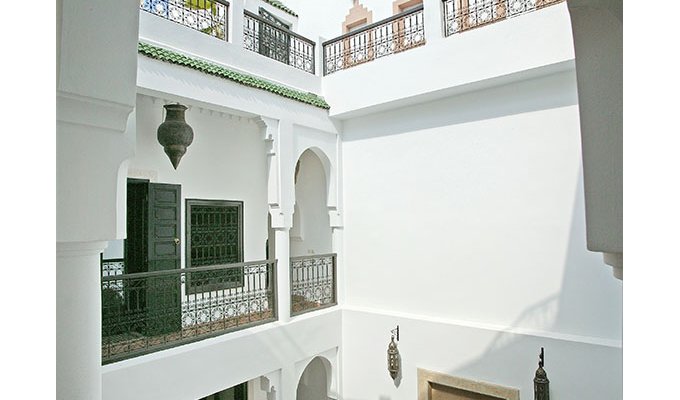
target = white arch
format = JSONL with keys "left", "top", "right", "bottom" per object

{"left": 296, "top": 356, "right": 334, "bottom": 400}
{"left": 294, "top": 146, "right": 337, "bottom": 211}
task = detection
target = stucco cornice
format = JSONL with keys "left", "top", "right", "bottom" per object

{"left": 137, "top": 42, "right": 330, "bottom": 110}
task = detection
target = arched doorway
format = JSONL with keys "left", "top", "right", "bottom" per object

{"left": 290, "top": 149, "right": 332, "bottom": 258}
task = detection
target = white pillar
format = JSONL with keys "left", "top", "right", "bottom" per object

{"left": 566, "top": 0, "right": 622, "bottom": 279}
{"left": 282, "top": 364, "right": 298, "bottom": 400}
{"left": 56, "top": 241, "right": 108, "bottom": 400}
{"left": 423, "top": 0, "right": 446, "bottom": 46}
{"left": 259, "top": 117, "right": 295, "bottom": 323}
{"left": 331, "top": 227, "right": 344, "bottom": 305}
{"left": 230, "top": 0, "right": 245, "bottom": 46}
{"left": 275, "top": 228, "right": 291, "bottom": 323}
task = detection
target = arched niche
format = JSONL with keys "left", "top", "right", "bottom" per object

{"left": 293, "top": 145, "right": 337, "bottom": 211}
{"left": 290, "top": 149, "right": 333, "bottom": 257}
{"left": 296, "top": 356, "right": 333, "bottom": 400}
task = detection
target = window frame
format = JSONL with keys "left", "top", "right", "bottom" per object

{"left": 185, "top": 198, "right": 244, "bottom": 294}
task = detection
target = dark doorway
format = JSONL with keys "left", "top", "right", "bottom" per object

{"left": 125, "top": 178, "right": 182, "bottom": 336}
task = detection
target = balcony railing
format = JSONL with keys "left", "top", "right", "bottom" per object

{"left": 323, "top": 5, "right": 425, "bottom": 76}
{"left": 140, "top": 0, "right": 229, "bottom": 40}
{"left": 290, "top": 253, "right": 337, "bottom": 316}
{"left": 101, "top": 259, "right": 277, "bottom": 364}
{"left": 243, "top": 11, "right": 316, "bottom": 74}
{"left": 443, "top": 0, "right": 564, "bottom": 36}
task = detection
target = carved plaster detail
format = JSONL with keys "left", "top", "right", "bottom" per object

{"left": 343, "top": 0, "right": 373, "bottom": 33}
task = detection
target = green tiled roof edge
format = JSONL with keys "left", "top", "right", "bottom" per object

{"left": 138, "top": 42, "right": 329, "bottom": 110}
{"left": 263, "top": 0, "right": 298, "bottom": 17}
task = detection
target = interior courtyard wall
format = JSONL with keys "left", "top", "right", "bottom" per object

{"left": 341, "top": 308, "right": 621, "bottom": 400}
{"left": 339, "top": 70, "right": 622, "bottom": 399}
{"left": 129, "top": 94, "right": 269, "bottom": 263}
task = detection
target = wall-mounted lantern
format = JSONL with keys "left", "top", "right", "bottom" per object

{"left": 387, "top": 325, "right": 400, "bottom": 380}
{"left": 157, "top": 103, "right": 194, "bottom": 169}
{"left": 534, "top": 347, "right": 550, "bottom": 400}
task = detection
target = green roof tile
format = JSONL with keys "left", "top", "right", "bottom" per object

{"left": 138, "top": 42, "right": 329, "bottom": 110}
{"left": 262, "top": 0, "right": 298, "bottom": 17}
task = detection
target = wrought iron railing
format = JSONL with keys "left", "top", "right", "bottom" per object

{"left": 101, "top": 259, "right": 277, "bottom": 364}
{"left": 140, "top": 0, "right": 229, "bottom": 40}
{"left": 243, "top": 11, "right": 316, "bottom": 74}
{"left": 442, "top": 0, "right": 564, "bottom": 36}
{"left": 323, "top": 5, "right": 425, "bottom": 75}
{"left": 290, "top": 253, "right": 337, "bottom": 316}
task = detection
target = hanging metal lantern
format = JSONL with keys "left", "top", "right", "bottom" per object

{"left": 534, "top": 347, "right": 550, "bottom": 400}
{"left": 157, "top": 103, "right": 194, "bottom": 169}
{"left": 387, "top": 325, "right": 400, "bottom": 380}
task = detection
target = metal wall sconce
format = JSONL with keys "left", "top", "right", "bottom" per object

{"left": 534, "top": 347, "right": 550, "bottom": 400}
{"left": 157, "top": 103, "right": 194, "bottom": 169}
{"left": 387, "top": 325, "right": 400, "bottom": 380}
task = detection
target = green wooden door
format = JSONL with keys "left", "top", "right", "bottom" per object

{"left": 147, "top": 183, "right": 182, "bottom": 272}
{"left": 145, "top": 183, "right": 182, "bottom": 336}
{"left": 107, "top": 180, "right": 183, "bottom": 339}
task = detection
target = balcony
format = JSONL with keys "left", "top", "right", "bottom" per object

{"left": 322, "top": 0, "right": 573, "bottom": 118}
{"left": 243, "top": 10, "right": 316, "bottom": 74}
{"left": 323, "top": 4, "right": 425, "bottom": 75}
{"left": 290, "top": 254, "right": 338, "bottom": 316}
{"left": 140, "top": 0, "right": 229, "bottom": 40}
{"left": 101, "top": 253, "right": 339, "bottom": 363}
{"left": 101, "top": 258, "right": 277, "bottom": 364}
{"left": 442, "top": 0, "right": 565, "bottom": 36}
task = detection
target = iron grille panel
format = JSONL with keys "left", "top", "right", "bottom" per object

{"left": 101, "top": 260, "right": 277, "bottom": 364}
{"left": 290, "top": 253, "right": 337, "bottom": 316}
{"left": 442, "top": 0, "right": 565, "bottom": 37}
{"left": 140, "top": 0, "right": 229, "bottom": 40}
{"left": 243, "top": 11, "right": 316, "bottom": 74}
{"left": 186, "top": 199, "right": 243, "bottom": 294}
{"left": 322, "top": 5, "right": 425, "bottom": 75}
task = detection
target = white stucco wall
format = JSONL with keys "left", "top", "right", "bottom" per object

{"left": 102, "top": 309, "right": 342, "bottom": 400}
{"left": 130, "top": 94, "right": 269, "bottom": 263}
{"left": 342, "top": 308, "right": 621, "bottom": 400}
{"left": 339, "top": 70, "right": 622, "bottom": 399}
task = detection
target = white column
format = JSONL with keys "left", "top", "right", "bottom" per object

{"left": 281, "top": 364, "right": 298, "bottom": 400}
{"left": 331, "top": 227, "right": 344, "bottom": 306}
{"left": 57, "top": 1, "right": 138, "bottom": 398}
{"left": 230, "top": 0, "right": 245, "bottom": 46}
{"left": 566, "top": 0, "right": 622, "bottom": 279}
{"left": 259, "top": 117, "right": 295, "bottom": 323}
{"left": 56, "top": 241, "right": 108, "bottom": 400}
{"left": 275, "top": 228, "right": 291, "bottom": 323}
{"left": 423, "top": 0, "right": 446, "bottom": 46}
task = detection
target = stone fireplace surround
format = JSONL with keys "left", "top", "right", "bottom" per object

{"left": 418, "top": 368, "right": 520, "bottom": 400}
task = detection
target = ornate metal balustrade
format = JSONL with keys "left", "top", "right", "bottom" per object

{"left": 140, "top": 0, "right": 229, "bottom": 40}
{"left": 442, "top": 0, "right": 564, "bottom": 36}
{"left": 243, "top": 11, "right": 316, "bottom": 74}
{"left": 101, "top": 259, "right": 277, "bottom": 364}
{"left": 323, "top": 5, "right": 425, "bottom": 75}
{"left": 290, "top": 253, "right": 337, "bottom": 316}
